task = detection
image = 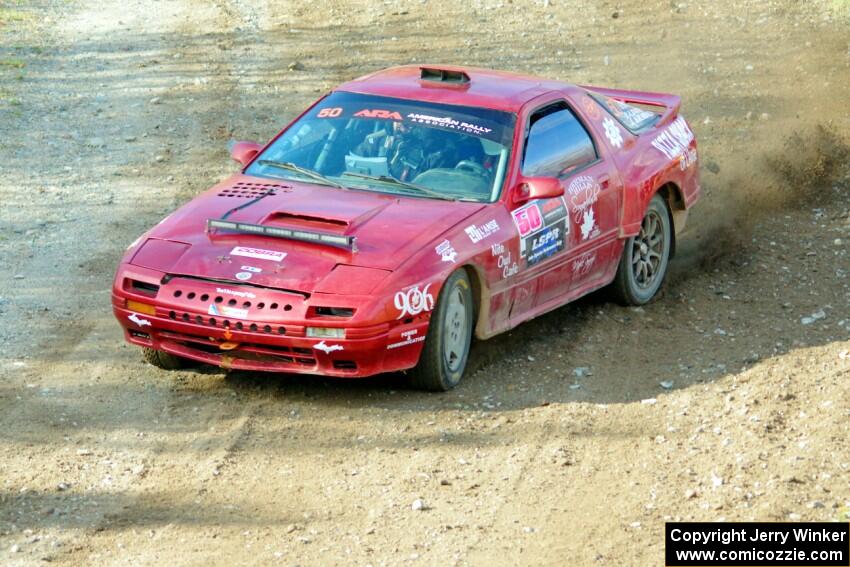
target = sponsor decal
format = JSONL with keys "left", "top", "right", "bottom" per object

{"left": 240, "top": 265, "right": 262, "bottom": 273}
{"left": 230, "top": 246, "right": 286, "bottom": 262}
{"left": 567, "top": 175, "right": 600, "bottom": 223}
{"left": 651, "top": 116, "right": 695, "bottom": 162}
{"left": 387, "top": 329, "right": 426, "bottom": 350}
{"left": 491, "top": 242, "right": 519, "bottom": 279}
{"left": 603, "top": 116, "right": 624, "bottom": 148}
{"left": 464, "top": 220, "right": 500, "bottom": 243}
{"left": 580, "top": 208, "right": 599, "bottom": 241}
{"left": 216, "top": 287, "right": 256, "bottom": 299}
{"left": 679, "top": 147, "right": 698, "bottom": 171}
{"left": 407, "top": 113, "right": 493, "bottom": 136}
{"left": 394, "top": 284, "right": 435, "bottom": 319}
{"left": 435, "top": 239, "right": 457, "bottom": 263}
{"left": 571, "top": 251, "right": 597, "bottom": 276}
{"left": 314, "top": 341, "right": 344, "bottom": 354}
{"left": 235, "top": 272, "right": 252, "bottom": 281}
{"left": 582, "top": 96, "right": 602, "bottom": 121}
{"left": 208, "top": 304, "right": 249, "bottom": 320}
{"left": 514, "top": 198, "right": 570, "bottom": 268}
{"left": 128, "top": 313, "right": 151, "bottom": 327}
{"left": 355, "top": 109, "right": 403, "bottom": 120}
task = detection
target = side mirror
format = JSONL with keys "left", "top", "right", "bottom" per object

{"left": 229, "top": 140, "right": 262, "bottom": 167}
{"left": 514, "top": 177, "right": 564, "bottom": 203}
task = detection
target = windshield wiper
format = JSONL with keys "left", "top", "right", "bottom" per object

{"left": 258, "top": 160, "right": 347, "bottom": 190}
{"left": 341, "top": 172, "right": 454, "bottom": 201}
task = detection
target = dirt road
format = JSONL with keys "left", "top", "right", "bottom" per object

{"left": 1, "top": 0, "right": 849, "bottom": 565}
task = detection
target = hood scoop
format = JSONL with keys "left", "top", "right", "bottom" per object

{"left": 266, "top": 211, "right": 350, "bottom": 233}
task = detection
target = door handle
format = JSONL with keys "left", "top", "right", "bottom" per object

{"left": 598, "top": 175, "right": 610, "bottom": 189}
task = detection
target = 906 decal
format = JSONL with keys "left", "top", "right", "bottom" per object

{"left": 512, "top": 197, "right": 570, "bottom": 268}
{"left": 394, "top": 284, "right": 435, "bottom": 319}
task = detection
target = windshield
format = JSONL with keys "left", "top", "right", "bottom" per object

{"left": 246, "top": 92, "right": 516, "bottom": 202}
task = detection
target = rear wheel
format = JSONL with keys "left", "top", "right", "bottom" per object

{"left": 610, "top": 194, "right": 672, "bottom": 305}
{"left": 408, "top": 270, "right": 474, "bottom": 391}
{"left": 141, "top": 347, "right": 194, "bottom": 370}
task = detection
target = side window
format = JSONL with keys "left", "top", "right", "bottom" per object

{"left": 522, "top": 103, "right": 597, "bottom": 177}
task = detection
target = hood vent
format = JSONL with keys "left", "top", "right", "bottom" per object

{"left": 217, "top": 181, "right": 290, "bottom": 198}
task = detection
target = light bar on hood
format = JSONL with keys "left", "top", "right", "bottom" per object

{"left": 207, "top": 219, "right": 357, "bottom": 251}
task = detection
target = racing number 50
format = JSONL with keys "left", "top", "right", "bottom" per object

{"left": 513, "top": 204, "right": 543, "bottom": 237}
{"left": 317, "top": 107, "right": 343, "bottom": 118}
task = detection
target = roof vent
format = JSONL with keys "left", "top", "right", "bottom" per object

{"left": 420, "top": 67, "right": 470, "bottom": 84}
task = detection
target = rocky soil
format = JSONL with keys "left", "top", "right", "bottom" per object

{"left": 0, "top": 0, "right": 849, "bottom": 565}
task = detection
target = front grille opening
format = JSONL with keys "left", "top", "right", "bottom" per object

{"left": 333, "top": 360, "right": 358, "bottom": 371}
{"left": 313, "top": 306, "right": 355, "bottom": 318}
{"left": 128, "top": 279, "right": 160, "bottom": 297}
{"left": 129, "top": 330, "right": 150, "bottom": 339}
{"left": 164, "top": 310, "right": 289, "bottom": 335}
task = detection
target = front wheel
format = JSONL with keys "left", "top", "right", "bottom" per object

{"left": 142, "top": 347, "right": 195, "bottom": 370}
{"left": 610, "top": 194, "right": 672, "bottom": 305}
{"left": 408, "top": 270, "right": 474, "bottom": 391}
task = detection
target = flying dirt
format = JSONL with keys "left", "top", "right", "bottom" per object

{"left": 0, "top": 0, "right": 848, "bottom": 565}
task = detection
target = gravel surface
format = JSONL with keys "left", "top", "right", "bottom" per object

{"left": 0, "top": 0, "right": 849, "bottom": 565}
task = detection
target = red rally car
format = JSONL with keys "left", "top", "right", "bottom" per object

{"left": 112, "top": 65, "right": 700, "bottom": 391}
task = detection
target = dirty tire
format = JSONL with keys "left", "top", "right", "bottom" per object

{"left": 142, "top": 347, "right": 193, "bottom": 370}
{"left": 408, "top": 270, "right": 474, "bottom": 392}
{"left": 610, "top": 194, "right": 672, "bottom": 306}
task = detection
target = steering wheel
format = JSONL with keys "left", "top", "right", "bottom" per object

{"left": 455, "top": 160, "right": 487, "bottom": 176}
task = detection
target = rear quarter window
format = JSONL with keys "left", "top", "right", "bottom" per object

{"left": 589, "top": 93, "right": 659, "bottom": 133}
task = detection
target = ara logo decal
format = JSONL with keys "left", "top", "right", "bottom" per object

{"left": 128, "top": 313, "right": 151, "bottom": 327}
{"left": 394, "top": 284, "right": 435, "bottom": 319}
{"left": 314, "top": 341, "right": 344, "bottom": 354}
{"left": 354, "top": 109, "right": 403, "bottom": 120}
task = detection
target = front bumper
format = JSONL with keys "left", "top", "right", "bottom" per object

{"left": 112, "top": 269, "right": 429, "bottom": 377}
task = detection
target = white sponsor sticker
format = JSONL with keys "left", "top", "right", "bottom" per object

{"left": 464, "top": 220, "right": 500, "bottom": 243}
{"left": 580, "top": 208, "right": 598, "bottom": 241}
{"left": 387, "top": 329, "right": 427, "bottom": 350}
{"left": 240, "top": 265, "right": 262, "bottom": 273}
{"left": 216, "top": 287, "right": 256, "bottom": 299}
{"left": 128, "top": 313, "right": 151, "bottom": 327}
{"left": 314, "top": 341, "right": 344, "bottom": 354}
{"left": 230, "top": 246, "right": 286, "bottom": 262}
{"left": 651, "top": 116, "right": 695, "bottom": 162}
{"left": 235, "top": 272, "right": 252, "bottom": 281}
{"left": 208, "top": 304, "right": 249, "bottom": 319}
{"left": 435, "top": 240, "right": 457, "bottom": 263}
{"left": 603, "top": 116, "right": 624, "bottom": 148}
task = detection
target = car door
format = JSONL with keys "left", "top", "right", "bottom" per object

{"left": 514, "top": 100, "right": 619, "bottom": 309}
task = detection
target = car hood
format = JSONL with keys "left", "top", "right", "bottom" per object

{"left": 129, "top": 174, "right": 484, "bottom": 293}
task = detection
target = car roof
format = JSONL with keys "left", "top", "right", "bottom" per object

{"left": 336, "top": 65, "right": 578, "bottom": 113}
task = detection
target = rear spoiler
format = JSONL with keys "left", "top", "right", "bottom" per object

{"left": 581, "top": 85, "right": 682, "bottom": 128}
